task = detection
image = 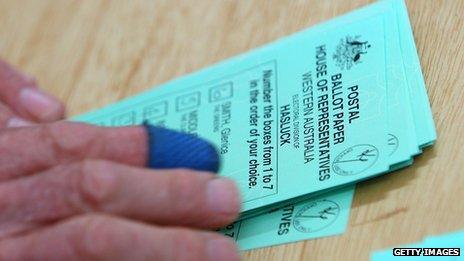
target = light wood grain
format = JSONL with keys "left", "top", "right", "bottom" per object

{"left": 1, "top": 0, "right": 463, "bottom": 260}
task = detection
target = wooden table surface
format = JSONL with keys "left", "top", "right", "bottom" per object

{"left": 1, "top": 0, "right": 463, "bottom": 260}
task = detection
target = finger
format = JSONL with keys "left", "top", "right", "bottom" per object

{"left": 0, "top": 121, "right": 220, "bottom": 181}
{"left": 0, "top": 122, "right": 148, "bottom": 180}
{"left": 0, "top": 102, "right": 34, "bottom": 128}
{"left": 0, "top": 161, "right": 239, "bottom": 236}
{"left": 0, "top": 59, "right": 65, "bottom": 122}
{"left": 0, "top": 214, "right": 240, "bottom": 261}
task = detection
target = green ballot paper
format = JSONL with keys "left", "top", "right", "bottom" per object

{"left": 75, "top": 0, "right": 435, "bottom": 251}
{"left": 77, "top": 3, "right": 392, "bottom": 216}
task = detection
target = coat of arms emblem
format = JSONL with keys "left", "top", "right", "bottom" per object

{"left": 333, "top": 35, "right": 371, "bottom": 70}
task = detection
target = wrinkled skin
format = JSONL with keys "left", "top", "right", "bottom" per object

{"left": 0, "top": 60, "right": 241, "bottom": 261}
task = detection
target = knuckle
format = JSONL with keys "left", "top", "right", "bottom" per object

{"left": 76, "top": 160, "right": 119, "bottom": 208}
{"left": 40, "top": 122, "right": 100, "bottom": 158}
{"left": 41, "top": 122, "right": 73, "bottom": 152}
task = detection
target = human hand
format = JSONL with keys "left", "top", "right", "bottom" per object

{"left": 0, "top": 122, "right": 241, "bottom": 261}
{"left": 0, "top": 60, "right": 241, "bottom": 260}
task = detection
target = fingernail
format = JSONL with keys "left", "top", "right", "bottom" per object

{"left": 207, "top": 237, "right": 240, "bottom": 261}
{"left": 19, "top": 88, "right": 64, "bottom": 121}
{"left": 144, "top": 124, "right": 220, "bottom": 172}
{"left": 6, "top": 117, "right": 34, "bottom": 128}
{"left": 207, "top": 178, "right": 240, "bottom": 215}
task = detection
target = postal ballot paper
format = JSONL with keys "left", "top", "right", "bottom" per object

{"left": 222, "top": 0, "right": 435, "bottom": 250}
{"left": 75, "top": 0, "right": 435, "bottom": 250}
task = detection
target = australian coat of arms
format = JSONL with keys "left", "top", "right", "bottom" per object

{"left": 333, "top": 35, "right": 371, "bottom": 70}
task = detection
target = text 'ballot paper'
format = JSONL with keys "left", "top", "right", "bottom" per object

{"left": 74, "top": 0, "right": 435, "bottom": 251}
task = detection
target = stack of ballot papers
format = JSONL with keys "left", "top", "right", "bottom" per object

{"left": 372, "top": 230, "right": 464, "bottom": 260}
{"left": 75, "top": 0, "right": 436, "bottom": 250}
